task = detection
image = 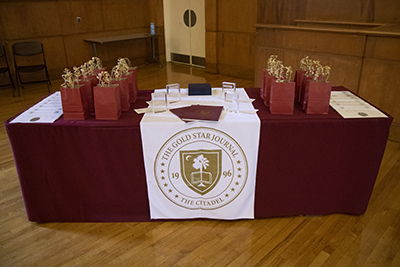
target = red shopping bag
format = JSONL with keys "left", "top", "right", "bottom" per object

{"left": 260, "top": 70, "right": 267, "bottom": 100}
{"left": 93, "top": 84, "right": 122, "bottom": 120}
{"left": 269, "top": 81, "right": 295, "bottom": 115}
{"left": 124, "top": 67, "right": 138, "bottom": 103}
{"left": 78, "top": 79, "right": 94, "bottom": 112}
{"left": 87, "top": 74, "right": 98, "bottom": 89}
{"left": 294, "top": 70, "right": 305, "bottom": 102}
{"left": 299, "top": 74, "right": 312, "bottom": 104}
{"left": 262, "top": 71, "right": 276, "bottom": 107}
{"left": 60, "top": 85, "right": 90, "bottom": 120}
{"left": 303, "top": 81, "right": 332, "bottom": 114}
{"left": 111, "top": 78, "right": 131, "bottom": 111}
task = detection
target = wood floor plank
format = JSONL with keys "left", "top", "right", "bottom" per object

{"left": 362, "top": 187, "right": 400, "bottom": 266}
{"left": 289, "top": 215, "right": 348, "bottom": 267}
{"left": 1, "top": 62, "right": 400, "bottom": 267}
{"left": 331, "top": 160, "right": 400, "bottom": 267}
{"left": 243, "top": 217, "right": 311, "bottom": 266}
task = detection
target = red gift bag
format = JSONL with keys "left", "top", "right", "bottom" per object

{"left": 78, "top": 79, "right": 94, "bottom": 112}
{"left": 262, "top": 71, "right": 276, "bottom": 107}
{"left": 87, "top": 74, "right": 98, "bottom": 88}
{"left": 299, "top": 74, "right": 312, "bottom": 104}
{"left": 131, "top": 68, "right": 139, "bottom": 103}
{"left": 111, "top": 78, "right": 131, "bottom": 111}
{"left": 60, "top": 85, "right": 90, "bottom": 120}
{"left": 294, "top": 70, "right": 305, "bottom": 102}
{"left": 93, "top": 84, "right": 122, "bottom": 120}
{"left": 260, "top": 70, "right": 267, "bottom": 100}
{"left": 269, "top": 81, "right": 295, "bottom": 114}
{"left": 303, "top": 81, "right": 332, "bottom": 114}
{"left": 124, "top": 67, "right": 138, "bottom": 103}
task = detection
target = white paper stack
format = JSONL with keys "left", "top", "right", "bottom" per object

{"left": 330, "top": 91, "right": 387, "bottom": 119}
{"left": 10, "top": 92, "right": 63, "bottom": 123}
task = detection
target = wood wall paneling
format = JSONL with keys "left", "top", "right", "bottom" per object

{"left": 63, "top": 33, "right": 106, "bottom": 68}
{"left": 149, "top": 0, "right": 164, "bottom": 27}
{"left": 217, "top": 32, "right": 255, "bottom": 79}
{"left": 218, "top": 0, "right": 257, "bottom": 33}
{"left": 205, "top": 0, "right": 218, "bottom": 73}
{"left": 326, "top": 55, "right": 362, "bottom": 92}
{"left": 40, "top": 37, "right": 68, "bottom": 72}
{"left": 256, "top": 29, "right": 277, "bottom": 47}
{"left": 275, "top": 30, "right": 366, "bottom": 56}
{"left": 206, "top": 32, "right": 217, "bottom": 64}
{"left": 258, "top": 0, "right": 400, "bottom": 25}
{"left": 374, "top": 0, "right": 400, "bottom": 24}
{"left": 365, "top": 36, "right": 400, "bottom": 61}
{"left": 0, "top": 2, "right": 62, "bottom": 40}
{"left": 205, "top": 0, "right": 217, "bottom": 32}
{"left": 217, "top": 63, "right": 254, "bottom": 81}
{"left": 102, "top": 0, "right": 150, "bottom": 31}
{"left": 106, "top": 38, "right": 150, "bottom": 66}
{"left": 358, "top": 58, "right": 400, "bottom": 122}
{"left": 305, "top": 0, "right": 372, "bottom": 22}
{"left": 210, "top": 0, "right": 257, "bottom": 79}
{"left": 257, "top": 0, "right": 307, "bottom": 25}
{"left": 58, "top": 1, "right": 104, "bottom": 35}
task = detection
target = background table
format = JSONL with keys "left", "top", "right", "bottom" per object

{"left": 84, "top": 33, "right": 162, "bottom": 67}
{"left": 5, "top": 88, "right": 392, "bottom": 222}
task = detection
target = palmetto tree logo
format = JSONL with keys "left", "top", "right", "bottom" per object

{"left": 180, "top": 150, "right": 222, "bottom": 195}
{"left": 192, "top": 155, "right": 210, "bottom": 187}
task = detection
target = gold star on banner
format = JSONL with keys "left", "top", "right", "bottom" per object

{"left": 238, "top": 174, "right": 242, "bottom": 178}
{"left": 161, "top": 162, "right": 165, "bottom": 166}
{"left": 175, "top": 195, "right": 179, "bottom": 198}
{"left": 161, "top": 176, "right": 165, "bottom": 180}
{"left": 225, "top": 194, "right": 229, "bottom": 197}
{"left": 161, "top": 169, "right": 165, "bottom": 173}
{"left": 164, "top": 183, "right": 168, "bottom": 187}
{"left": 231, "top": 188, "right": 235, "bottom": 192}
{"left": 237, "top": 160, "right": 241, "bottom": 164}
{"left": 235, "top": 182, "right": 239, "bottom": 186}
{"left": 169, "top": 189, "right": 172, "bottom": 193}
{"left": 237, "top": 167, "right": 242, "bottom": 172}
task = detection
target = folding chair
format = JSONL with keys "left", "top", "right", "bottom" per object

{"left": 12, "top": 41, "right": 51, "bottom": 96}
{"left": 0, "top": 44, "right": 16, "bottom": 97}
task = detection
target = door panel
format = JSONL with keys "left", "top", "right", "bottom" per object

{"left": 190, "top": 0, "right": 205, "bottom": 59}
{"left": 163, "top": 0, "right": 205, "bottom": 66}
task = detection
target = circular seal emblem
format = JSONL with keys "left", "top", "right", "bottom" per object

{"left": 154, "top": 127, "right": 248, "bottom": 210}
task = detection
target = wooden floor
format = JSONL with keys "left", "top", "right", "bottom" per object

{"left": 1, "top": 63, "right": 400, "bottom": 267}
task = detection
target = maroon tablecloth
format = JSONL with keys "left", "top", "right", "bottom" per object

{"left": 5, "top": 87, "right": 392, "bottom": 222}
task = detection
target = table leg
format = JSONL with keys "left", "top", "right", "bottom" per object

{"left": 151, "top": 36, "right": 162, "bottom": 68}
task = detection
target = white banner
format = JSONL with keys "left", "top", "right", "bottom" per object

{"left": 140, "top": 88, "right": 260, "bottom": 220}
